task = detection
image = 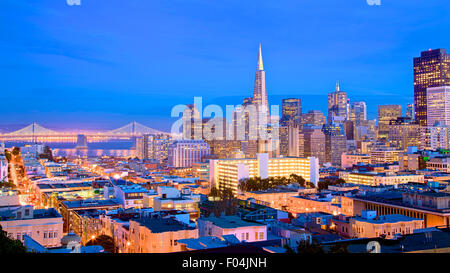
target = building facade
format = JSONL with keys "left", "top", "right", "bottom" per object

{"left": 168, "top": 140, "right": 210, "bottom": 168}
{"left": 378, "top": 105, "right": 402, "bottom": 139}
{"left": 414, "top": 48, "right": 450, "bottom": 126}
{"left": 209, "top": 153, "right": 319, "bottom": 195}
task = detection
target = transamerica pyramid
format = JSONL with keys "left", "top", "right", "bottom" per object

{"left": 252, "top": 43, "right": 269, "bottom": 114}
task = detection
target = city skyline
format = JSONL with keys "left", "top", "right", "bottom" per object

{"left": 3, "top": 1, "right": 450, "bottom": 259}
{"left": 2, "top": 1, "right": 450, "bottom": 131}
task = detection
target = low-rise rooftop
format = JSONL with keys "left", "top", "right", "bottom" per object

{"left": 200, "top": 215, "right": 265, "bottom": 229}
{"left": 134, "top": 217, "right": 196, "bottom": 233}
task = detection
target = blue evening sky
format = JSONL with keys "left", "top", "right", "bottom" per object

{"left": 1, "top": 0, "right": 450, "bottom": 132}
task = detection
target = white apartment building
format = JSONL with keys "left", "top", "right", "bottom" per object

{"left": 168, "top": 140, "right": 210, "bottom": 168}
{"left": 429, "top": 124, "right": 450, "bottom": 150}
{"left": 209, "top": 153, "right": 319, "bottom": 194}
{"left": 197, "top": 215, "right": 267, "bottom": 243}
{"left": 427, "top": 86, "right": 450, "bottom": 127}
{"left": 339, "top": 171, "right": 425, "bottom": 186}
{"left": 0, "top": 205, "right": 63, "bottom": 248}
{"left": 0, "top": 156, "right": 8, "bottom": 182}
{"left": 370, "top": 148, "right": 403, "bottom": 164}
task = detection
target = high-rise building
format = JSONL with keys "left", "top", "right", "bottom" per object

{"left": 414, "top": 49, "right": 450, "bottom": 126}
{"left": 355, "top": 119, "right": 377, "bottom": 141}
{"left": 136, "top": 134, "right": 172, "bottom": 161}
{"left": 370, "top": 147, "right": 403, "bottom": 164}
{"left": 351, "top": 101, "right": 367, "bottom": 126}
{"left": 388, "top": 118, "right": 420, "bottom": 151}
{"left": 202, "top": 117, "right": 227, "bottom": 141}
{"left": 182, "top": 104, "right": 202, "bottom": 140}
{"left": 252, "top": 44, "right": 269, "bottom": 118}
{"left": 427, "top": 86, "right": 450, "bottom": 127}
{"left": 300, "top": 128, "right": 326, "bottom": 165}
{"left": 301, "top": 110, "right": 326, "bottom": 127}
{"left": 168, "top": 140, "right": 210, "bottom": 168}
{"left": 343, "top": 120, "right": 355, "bottom": 141}
{"left": 322, "top": 123, "right": 347, "bottom": 166}
{"left": 207, "top": 140, "right": 242, "bottom": 159}
{"left": 378, "top": 105, "right": 402, "bottom": 139}
{"left": 328, "top": 82, "right": 348, "bottom": 123}
{"left": 0, "top": 156, "right": 8, "bottom": 182}
{"left": 233, "top": 45, "right": 271, "bottom": 143}
{"left": 281, "top": 98, "right": 301, "bottom": 126}
{"left": 209, "top": 153, "right": 319, "bottom": 194}
{"left": 279, "top": 125, "right": 299, "bottom": 157}
{"left": 240, "top": 140, "right": 258, "bottom": 158}
{"left": 429, "top": 123, "right": 450, "bottom": 150}
{"left": 152, "top": 134, "right": 172, "bottom": 162}
{"left": 135, "top": 135, "right": 148, "bottom": 160}
{"left": 406, "top": 104, "right": 414, "bottom": 120}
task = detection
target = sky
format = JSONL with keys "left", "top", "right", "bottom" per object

{"left": 1, "top": 0, "right": 450, "bottom": 132}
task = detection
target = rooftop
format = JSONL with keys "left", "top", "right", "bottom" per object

{"left": 62, "top": 198, "right": 120, "bottom": 209}
{"left": 248, "top": 188, "right": 298, "bottom": 194}
{"left": 0, "top": 207, "right": 61, "bottom": 221}
{"left": 354, "top": 214, "right": 423, "bottom": 224}
{"left": 133, "top": 217, "right": 196, "bottom": 233}
{"left": 200, "top": 215, "right": 265, "bottom": 229}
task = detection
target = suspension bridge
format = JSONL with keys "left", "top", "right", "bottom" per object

{"left": 0, "top": 121, "right": 169, "bottom": 143}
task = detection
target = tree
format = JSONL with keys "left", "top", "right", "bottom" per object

{"left": 238, "top": 176, "right": 293, "bottom": 192}
{"left": 0, "top": 181, "right": 16, "bottom": 189}
{"left": 284, "top": 244, "right": 296, "bottom": 254}
{"left": 12, "top": 147, "right": 20, "bottom": 156}
{"left": 209, "top": 187, "right": 220, "bottom": 198}
{"left": 287, "top": 240, "right": 349, "bottom": 254}
{"left": 327, "top": 243, "right": 349, "bottom": 253}
{"left": 85, "top": 235, "right": 116, "bottom": 253}
{"left": 212, "top": 188, "right": 239, "bottom": 217}
{"left": 296, "top": 240, "right": 325, "bottom": 254}
{"left": 4, "top": 150, "right": 12, "bottom": 162}
{"left": 318, "top": 178, "right": 346, "bottom": 191}
{"left": 289, "top": 174, "right": 306, "bottom": 187}
{"left": 0, "top": 225, "right": 26, "bottom": 253}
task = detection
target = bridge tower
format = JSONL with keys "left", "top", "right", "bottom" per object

{"left": 75, "top": 134, "right": 88, "bottom": 149}
{"left": 31, "top": 122, "right": 37, "bottom": 143}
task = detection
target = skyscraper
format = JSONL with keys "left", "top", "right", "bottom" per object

{"left": 281, "top": 98, "right": 302, "bottom": 126}
{"left": 427, "top": 86, "right": 450, "bottom": 127}
{"left": 406, "top": 103, "right": 414, "bottom": 120}
{"left": 300, "top": 128, "right": 326, "bottom": 165}
{"left": 135, "top": 134, "right": 150, "bottom": 159}
{"left": 252, "top": 44, "right": 269, "bottom": 117}
{"left": 182, "top": 104, "right": 202, "bottom": 140}
{"left": 388, "top": 118, "right": 420, "bottom": 151}
{"left": 351, "top": 101, "right": 367, "bottom": 126}
{"left": 322, "top": 123, "right": 347, "bottom": 166}
{"left": 135, "top": 134, "right": 172, "bottom": 161}
{"left": 328, "top": 82, "right": 348, "bottom": 123}
{"left": 279, "top": 125, "right": 299, "bottom": 157}
{"left": 378, "top": 105, "right": 402, "bottom": 139}
{"left": 414, "top": 49, "right": 450, "bottom": 126}
{"left": 235, "top": 44, "right": 270, "bottom": 143}
{"left": 301, "top": 110, "right": 326, "bottom": 127}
